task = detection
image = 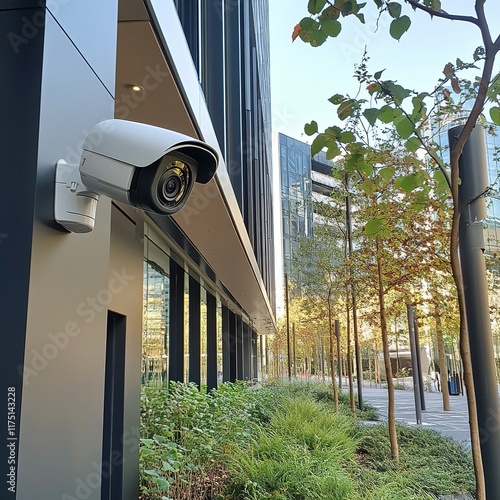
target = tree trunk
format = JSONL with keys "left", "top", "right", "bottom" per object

{"left": 328, "top": 297, "right": 339, "bottom": 412}
{"left": 346, "top": 285, "right": 355, "bottom": 413}
{"left": 434, "top": 305, "right": 451, "bottom": 411}
{"left": 376, "top": 238, "right": 399, "bottom": 461}
{"left": 374, "top": 341, "right": 380, "bottom": 386}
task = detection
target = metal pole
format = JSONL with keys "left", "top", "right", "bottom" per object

{"left": 335, "top": 319, "right": 342, "bottom": 389}
{"left": 346, "top": 175, "right": 364, "bottom": 410}
{"left": 450, "top": 125, "right": 500, "bottom": 498}
{"left": 292, "top": 322, "right": 297, "bottom": 377}
{"left": 413, "top": 314, "right": 426, "bottom": 411}
{"left": 407, "top": 304, "right": 422, "bottom": 425}
{"left": 285, "top": 273, "right": 292, "bottom": 381}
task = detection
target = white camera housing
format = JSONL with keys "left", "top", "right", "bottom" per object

{"left": 55, "top": 119, "right": 219, "bottom": 233}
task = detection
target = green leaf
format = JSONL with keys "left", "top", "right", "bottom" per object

{"left": 337, "top": 99, "right": 356, "bottom": 120}
{"left": 339, "top": 130, "right": 356, "bottom": 143}
{"left": 325, "top": 125, "right": 342, "bottom": 139}
{"left": 326, "top": 142, "right": 340, "bottom": 160}
{"left": 321, "top": 19, "right": 342, "bottom": 37}
{"left": 163, "top": 461, "right": 176, "bottom": 472}
{"left": 362, "top": 162, "right": 374, "bottom": 176}
{"left": 383, "top": 81, "right": 411, "bottom": 105}
{"left": 395, "top": 116, "right": 414, "bottom": 139}
{"left": 320, "top": 5, "right": 341, "bottom": 21}
{"left": 329, "top": 93, "right": 345, "bottom": 105}
{"left": 490, "top": 107, "right": 500, "bottom": 125}
{"left": 411, "top": 96, "right": 425, "bottom": 118}
{"left": 140, "top": 439, "right": 154, "bottom": 447}
{"left": 363, "top": 107, "right": 379, "bottom": 126}
{"left": 378, "top": 105, "right": 395, "bottom": 123}
{"left": 405, "top": 136, "right": 421, "bottom": 152}
{"left": 299, "top": 18, "right": 322, "bottom": 45}
{"left": 299, "top": 17, "right": 316, "bottom": 29}
{"left": 311, "top": 134, "right": 326, "bottom": 156}
{"left": 310, "top": 28, "right": 328, "bottom": 46}
{"left": 399, "top": 173, "right": 419, "bottom": 193}
{"left": 374, "top": 69, "right": 385, "bottom": 80}
{"left": 380, "top": 167, "right": 395, "bottom": 181}
{"left": 308, "top": 0, "right": 327, "bottom": 14}
{"left": 360, "top": 178, "right": 376, "bottom": 195}
{"left": 153, "top": 477, "right": 171, "bottom": 492}
{"left": 365, "top": 218, "right": 383, "bottom": 236}
{"left": 373, "top": 0, "right": 383, "bottom": 7}
{"left": 304, "top": 121, "right": 318, "bottom": 136}
{"left": 433, "top": 169, "right": 449, "bottom": 194}
{"left": 387, "top": 2, "right": 401, "bottom": 18}
{"left": 389, "top": 15, "right": 411, "bottom": 40}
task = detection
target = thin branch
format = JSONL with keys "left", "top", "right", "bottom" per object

{"left": 475, "top": 0, "right": 492, "bottom": 48}
{"left": 403, "top": 0, "right": 480, "bottom": 26}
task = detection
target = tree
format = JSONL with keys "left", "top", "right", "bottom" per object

{"left": 293, "top": 222, "right": 346, "bottom": 410}
{"left": 294, "top": 2, "right": 500, "bottom": 496}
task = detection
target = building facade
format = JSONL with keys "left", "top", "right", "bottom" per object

{"left": 276, "top": 132, "right": 336, "bottom": 285}
{"left": 432, "top": 93, "right": 500, "bottom": 257}
{"left": 1, "top": 1, "right": 274, "bottom": 499}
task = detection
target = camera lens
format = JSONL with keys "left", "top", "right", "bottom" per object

{"left": 164, "top": 176, "right": 181, "bottom": 199}
{"left": 156, "top": 160, "right": 192, "bottom": 209}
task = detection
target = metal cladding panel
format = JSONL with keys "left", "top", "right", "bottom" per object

{"left": 47, "top": 0, "right": 118, "bottom": 94}
{"left": 17, "top": 10, "right": 118, "bottom": 500}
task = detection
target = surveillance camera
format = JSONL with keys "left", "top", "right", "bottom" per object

{"left": 54, "top": 120, "right": 219, "bottom": 233}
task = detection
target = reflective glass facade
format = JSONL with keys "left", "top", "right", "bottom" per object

{"left": 174, "top": 0, "right": 275, "bottom": 313}
{"left": 138, "top": 1, "right": 274, "bottom": 390}
{"left": 432, "top": 101, "right": 500, "bottom": 257}
{"left": 278, "top": 133, "right": 337, "bottom": 281}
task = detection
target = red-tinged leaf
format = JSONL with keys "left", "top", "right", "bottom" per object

{"left": 451, "top": 77, "right": 461, "bottom": 94}
{"left": 337, "top": 99, "right": 356, "bottom": 120}
{"left": 292, "top": 24, "right": 301, "bottom": 42}
{"left": 443, "top": 62, "right": 453, "bottom": 78}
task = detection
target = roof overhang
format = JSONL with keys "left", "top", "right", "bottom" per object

{"left": 116, "top": 0, "right": 275, "bottom": 334}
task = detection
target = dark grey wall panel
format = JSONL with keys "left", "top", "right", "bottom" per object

{"left": 16, "top": 10, "right": 118, "bottom": 500}
{"left": 108, "top": 206, "right": 143, "bottom": 500}
{"left": 0, "top": 7, "right": 44, "bottom": 499}
{"left": 0, "top": 1, "right": 43, "bottom": 10}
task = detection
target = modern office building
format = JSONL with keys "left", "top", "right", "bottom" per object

{"left": 1, "top": 1, "right": 274, "bottom": 499}
{"left": 276, "top": 132, "right": 336, "bottom": 285}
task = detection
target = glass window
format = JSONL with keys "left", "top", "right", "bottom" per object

{"left": 142, "top": 238, "right": 170, "bottom": 388}
{"left": 200, "top": 287, "right": 208, "bottom": 386}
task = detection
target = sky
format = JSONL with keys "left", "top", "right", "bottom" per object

{"left": 269, "top": 0, "right": 500, "bottom": 142}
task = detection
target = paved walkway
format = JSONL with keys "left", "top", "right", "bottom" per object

{"left": 359, "top": 386, "right": 472, "bottom": 446}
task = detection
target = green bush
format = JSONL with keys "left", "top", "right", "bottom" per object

{"left": 222, "top": 395, "right": 357, "bottom": 499}
{"left": 138, "top": 380, "right": 475, "bottom": 500}
{"left": 139, "top": 382, "right": 273, "bottom": 499}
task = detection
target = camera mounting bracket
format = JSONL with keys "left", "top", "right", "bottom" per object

{"left": 54, "top": 160, "right": 100, "bottom": 233}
